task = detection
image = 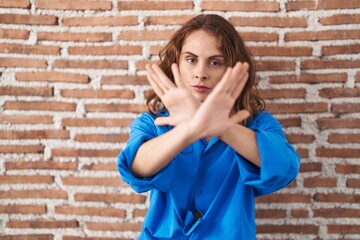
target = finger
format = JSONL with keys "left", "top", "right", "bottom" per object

{"left": 171, "top": 63, "right": 185, "bottom": 88}
{"left": 146, "top": 64, "right": 165, "bottom": 96}
{"left": 230, "top": 110, "right": 250, "bottom": 124}
{"left": 231, "top": 63, "right": 249, "bottom": 98}
{"left": 154, "top": 117, "right": 171, "bottom": 126}
{"left": 152, "top": 64, "right": 176, "bottom": 90}
{"left": 211, "top": 66, "right": 232, "bottom": 94}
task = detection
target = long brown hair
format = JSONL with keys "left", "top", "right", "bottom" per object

{"left": 146, "top": 14, "right": 265, "bottom": 118}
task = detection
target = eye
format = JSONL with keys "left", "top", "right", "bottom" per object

{"left": 186, "top": 56, "right": 197, "bottom": 63}
{"left": 209, "top": 59, "right": 224, "bottom": 67}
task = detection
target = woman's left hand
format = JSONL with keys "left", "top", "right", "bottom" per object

{"left": 146, "top": 63, "right": 200, "bottom": 126}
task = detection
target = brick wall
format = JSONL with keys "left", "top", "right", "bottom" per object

{"left": 0, "top": 0, "right": 359, "bottom": 239}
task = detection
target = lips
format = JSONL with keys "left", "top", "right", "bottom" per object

{"left": 192, "top": 85, "right": 210, "bottom": 93}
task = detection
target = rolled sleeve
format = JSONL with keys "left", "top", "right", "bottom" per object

{"left": 238, "top": 112, "right": 301, "bottom": 197}
{"left": 117, "top": 113, "right": 174, "bottom": 193}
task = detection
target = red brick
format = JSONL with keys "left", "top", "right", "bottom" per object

{"left": 145, "top": 15, "right": 194, "bottom": 26}
{"left": 133, "top": 208, "right": 147, "bottom": 218}
{"left": 16, "top": 72, "right": 89, "bottom": 83}
{"left": 316, "top": 148, "right": 359, "bottom": 158}
{"left": 332, "top": 103, "right": 360, "bottom": 113}
{"left": 303, "top": 177, "right": 337, "bottom": 187}
{"left": 0, "top": 130, "right": 69, "bottom": 139}
{"left": 119, "top": 30, "right": 175, "bottom": 41}
{"left": 256, "top": 60, "right": 296, "bottom": 71}
{"left": 314, "top": 208, "right": 360, "bottom": 218}
{"left": 0, "top": 115, "right": 53, "bottom": 124}
{"left": 301, "top": 59, "right": 360, "bottom": 69}
{"left": 64, "top": 16, "right": 138, "bottom": 26}
{"left": 202, "top": 1, "right": 279, "bottom": 12}
{"left": 37, "top": 0, "right": 111, "bottom": 10}
{"left": 0, "top": 29, "right": 29, "bottom": 39}
{"left": 287, "top": 0, "right": 360, "bottom": 11}
{"left": 0, "top": 0, "right": 30, "bottom": 8}
{"left": 230, "top": 16, "right": 307, "bottom": 27}
{"left": 277, "top": 117, "right": 301, "bottom": 127}
{"left": 286, "top": 134, "right": 315, "bottom": 144}
{"left": 0, "top": 86, "right": 53, "bottom": 97}
{"left": 0, "top": 57, "right": 47, "bottom": 68}
{"left": 296, "top": 148, "right": 309, "bottom": 158}
{"left": 258, "top": 88, "right": 306, "bottom": 99}
{"left": 0, "top": 14, "right": 57, "bottom": 25}
{"left": 319, "top": 88, "right": 360, "bottom": 98}
{"left": 328, "top": 224, "right": 360, "bottom": 234}
{"left": 0, "top": 204, "right": 46, "bottom": 214}
{"left": 4, "top": 101, "right": 76, "bottom": 111}
{"left": 53, "top": 59, "right": 128, "bottom": 69}
{"left": 86, "top": 221, "right": 142, "bottom": 232}
{"left": 118, "top": 1, "right": 193, "bottom": 10}
{"left": 62, "top": 118, "right": 133, "bottom": 127}
{"left": 51, "top": 148, "right": 119, "bottom": 158}
{"left": 0, "top": 145, "right": 44, "bottom": 154}
{"left": 68, "top": 45, "right": 142, "bottom": 56}
{"left": 291, "top": 209, "right": 309, "bottom": 218}
{"left": 0, "top": 235, "right": 53, "bottom": 240}
{"left": 322, "top": 44, "right": 360, "bottom": 55}
{"left": 317, "top": 118, "right": 360, "bottom": 129}
{"left": 320, "top": 14, "right": 360, "bottom": 25}
{"left": 314, "top": 193, "right": 360, "bottom": 203}
{"left": 0, "top": 189, "right": 67, "bottom": 199}
{"left": 61, "top": 89, "right": 135, "bottom": 99}
{"left": 0, "top": 43, "right": 59, "bottom": 55}
{"left": 101, "top": 75, "right": 148, "bottom": 85}
{"left": 85, "top": 103, "right": 146, "bottom": 113}
{"left": 0, "top": 175, "right": 54, "bottom": 184}
{"left": 356, "top": 71, "right": 360, "bottom": 82}
{"left": 285, "top": 30, "right": 360, "bottom": 41}
{"left": 300, "top": 162, "right": 322, "bottom": 172}
{"left": 347, "top": 179, "right": 360, "bottom": 188}
{"left": 82, "top": 163, "right": 117, "bottom": 171}
{"left": 241, "top": 32, "right": 279, "bottom": 42}
{"left": 250, "top": 46, "right": 312, "bottom": 56}
{"left": 74, "top": 193, "right": 146, "bottom": 204}
{"left": 269, "top": 73, "right": 347, "bottom": 84}
{"left": 37, "top": 32, "right": 112, "bottom": 42}
{"left": 267, "top": 103, "right": 328, "bottom": 114}
{"left": 257, "top": 224, "right": 318, "bottom": 234}
{"left": 62, "top": 176, "right": 125, "bottom": 187}
{"left": 329, "top": 133, "right": 360, "bottom": 143}
{"left": 336, "top": 164, "right": 360, "bottom": 174}
{"left": 5, "top": 160, "right": 77, "bottom": 171}
{"left": 256, "top": 194, "right": 311, "bottom": 203}
{"left": 75, "top": 133, "right": 129, "bottom": 143}
{"left": 255, "top": 209, "right": 287, "bottom": 219}
{"left": 7, "top": 219, "right": 78, "bottom": 229}
{"left": 55, "top": 205, "right": 126, "bottom": 218}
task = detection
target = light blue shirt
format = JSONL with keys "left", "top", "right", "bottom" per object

{"left": 118, "top": 111, "right": 300, "bottom": 239}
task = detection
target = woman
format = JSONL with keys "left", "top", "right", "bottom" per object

{"left": 118, "top": 14, "right": 300, "bottom": 239}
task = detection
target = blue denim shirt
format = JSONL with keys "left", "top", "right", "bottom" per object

{"left": 118, "top": 111, "right": 300, "bottom": 239}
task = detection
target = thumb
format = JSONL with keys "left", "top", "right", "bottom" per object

{"left": 230, "top": 110, "right": 250, "bottom": 124}
{"left": 154, "top": 117, "right": 171, "bottom": 126}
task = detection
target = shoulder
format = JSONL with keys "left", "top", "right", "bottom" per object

{"left": 247, "top": 111, "right": 282, "bottom": 131}
{"left": 130, "top": 110, "right": 171, "bottom": 136}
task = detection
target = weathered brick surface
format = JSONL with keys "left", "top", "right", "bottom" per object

{"left": 0, "top": 1, "right": 359, "bottom": 239}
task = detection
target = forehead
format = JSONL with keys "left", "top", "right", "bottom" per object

{"left": 181, "top": 30, "right": 221, "bottom": 55}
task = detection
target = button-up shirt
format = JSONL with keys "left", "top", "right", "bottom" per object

{"left": 118, "top": 111, "right": 300, "bottom": 239}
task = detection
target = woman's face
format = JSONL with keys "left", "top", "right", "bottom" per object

{"left": 178, "top": 29, "right": 228, "bottom": 102}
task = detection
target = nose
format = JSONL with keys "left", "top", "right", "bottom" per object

{"left": 194, "top": 64, "right": 208, "bottom": 81}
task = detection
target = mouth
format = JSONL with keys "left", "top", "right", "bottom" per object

{"left": 191, "top": 85, "right": 210, "bottom": 93}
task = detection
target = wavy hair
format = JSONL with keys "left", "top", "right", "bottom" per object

{"left": 146, "top": 14, "right": 265, "bottom": 118}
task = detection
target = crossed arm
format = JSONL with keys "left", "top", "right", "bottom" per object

{"left": 131, "top": 62, "right": 261, "bottom": 178}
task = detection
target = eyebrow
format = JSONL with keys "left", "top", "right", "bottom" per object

{"left": 182, "top": 51, "right": 225, "bottom": 59}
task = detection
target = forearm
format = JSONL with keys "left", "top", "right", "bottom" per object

{"left": 131, "top": 122, "right": 197, "bottom": 178}
{"left": 220, "top": 124, "right": 261, "bottom": 167}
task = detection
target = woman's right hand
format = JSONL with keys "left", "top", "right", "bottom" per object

{"left": 146, "top": 63, "right": 200, "bottom": 126}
